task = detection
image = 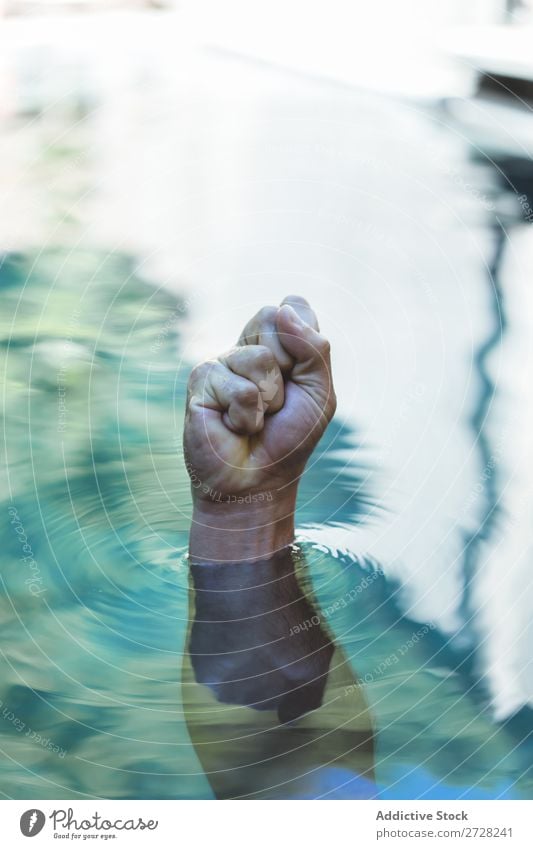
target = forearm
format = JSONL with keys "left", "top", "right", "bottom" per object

{"left": 189, "top": 486, "right": 298, "bottom": 564}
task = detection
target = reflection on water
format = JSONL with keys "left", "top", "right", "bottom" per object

{"left": 184, "top": 549, "right": 375, "bottom": 799}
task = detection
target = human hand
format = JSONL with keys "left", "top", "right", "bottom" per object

{"left": 183, "top": 295, "right": 336, "bottom": 561}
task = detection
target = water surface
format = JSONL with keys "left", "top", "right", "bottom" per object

{"left": 1, "top": 40, "right": 533, "bottom": 799}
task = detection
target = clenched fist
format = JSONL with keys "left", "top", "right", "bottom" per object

{"left": 183, "top": 296, "right": 336, "bottom": 562}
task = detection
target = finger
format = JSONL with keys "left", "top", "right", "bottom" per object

{"left": 275, "top": 304, "right": 336, "bottom": 417}
{"left": 280, "top": 294, "right": 320, "bottom": 331}
{"left": 237, "top": 296, "right": 320, "bottom": 375}
{"left": 187, "top": 360, "right": 264, "bottom": 435}
{"left": 219, "top": 345, "right": 284, "bottom": 414}
{"left": 238, "top": 305, "right": 294, "bottom": 374}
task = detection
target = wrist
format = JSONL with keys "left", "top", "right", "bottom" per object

{"left": 189, "top": 485, "right": 298, "bottom": 564}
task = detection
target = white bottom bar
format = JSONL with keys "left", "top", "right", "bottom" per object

{"left": 1, "top": 799, "right": 532, "bottom": 848}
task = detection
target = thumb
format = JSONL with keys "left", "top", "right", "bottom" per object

{"left": 276, "top": 303, "right": 335, "bottom": 414}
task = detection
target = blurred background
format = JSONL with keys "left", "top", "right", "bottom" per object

{"left": 1, "top": 0, "right": 533, "bottom": 799}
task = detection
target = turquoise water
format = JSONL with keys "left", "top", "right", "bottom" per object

{"left": 1, "top": 249, "right": 531, "bottom": 800}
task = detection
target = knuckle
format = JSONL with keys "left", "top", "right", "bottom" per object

{"left": 235, "top": 383, "right": 260, "bottom": 406}
{"left": 188, "top": 361, "right": 209, "bottom": 385}
{"left": 252, "top": 345, "right": 275, "bottom": 369}
{"left": 257, "top": 305, "right": 278, "bottom": 324}
{"left": 222, "top": 346, "right": 241, "bottom": 361}
{"left": 188, "top": 364, "right": 201, "bottom": 383}
{"left": 283, "top": 294, "right": 310, "bottom": 307}
{"left": 315, "top": 335, "right": 331, "bottom": 358}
